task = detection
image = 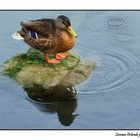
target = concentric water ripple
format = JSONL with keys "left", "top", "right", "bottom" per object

{"left": 76, "top": 47, "right": 140, "bottom": 94}
{"left": 115, "top": 33, "right": 134, "bottom": 42}
{"left": 107, "top": 18, "right": 126, "bottom": 30}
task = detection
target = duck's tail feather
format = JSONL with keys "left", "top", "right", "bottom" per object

{"left": 12, "top": 32, "right": 24, "bottom": 40}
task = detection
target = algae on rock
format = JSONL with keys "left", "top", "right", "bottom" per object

{"left": 2, "top": 50, "right": 96, "bottom": 90}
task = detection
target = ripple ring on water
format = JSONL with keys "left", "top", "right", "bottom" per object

{"left": 107, "top": 18, "right": 126, "bottom": 30}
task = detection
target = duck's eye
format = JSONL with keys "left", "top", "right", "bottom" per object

{"left": 62, "top": 21, "right": 69, "bottom": 28}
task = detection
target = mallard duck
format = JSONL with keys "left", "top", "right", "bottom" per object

{"left": 13, "top": 15, "right": 77, "bottom": 64}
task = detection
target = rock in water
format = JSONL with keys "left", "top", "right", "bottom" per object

{"left": 2, "top": 50, "right": 96, "bottom": 101}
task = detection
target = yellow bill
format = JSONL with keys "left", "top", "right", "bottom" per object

{"left": 67, "top": 26, "right": 77, "bottom": 37}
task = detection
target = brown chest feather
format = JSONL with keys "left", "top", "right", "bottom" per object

{"left": 57, "top": 31, "right": 76, "bottom": 52}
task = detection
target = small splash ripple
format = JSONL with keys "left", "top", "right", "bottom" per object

{"left": 107, "top": 17, "right": 126, "bottom": 30}
{"left": 115, "top": 33, "right": 134, "bottom": 42}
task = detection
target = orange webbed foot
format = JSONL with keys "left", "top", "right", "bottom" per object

{"left": 44, "top": 53, "right": 60, "bottom": 64}
{"left": 56, "top": 53, "right": 68, "bottom": 60}
{"left": 47, "top": 59, "right": 60, "bottom": 64}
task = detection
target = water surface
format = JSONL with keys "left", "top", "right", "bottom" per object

{"left": 0, "top": 11, "right": 140, "bottom": 129}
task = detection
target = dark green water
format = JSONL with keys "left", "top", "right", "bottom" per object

{"left": 0, "top": 11, "right": 140, "bottom": 129}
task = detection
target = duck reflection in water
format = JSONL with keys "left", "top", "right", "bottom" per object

{"left": 24, "top": 86, "right": 78, "bottom": 126}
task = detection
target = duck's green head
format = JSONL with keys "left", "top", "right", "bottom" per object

{"left": 55, "top": 15, "right": 77, "bottom": 38}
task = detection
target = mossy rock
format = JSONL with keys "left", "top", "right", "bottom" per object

{"left": 1, "top": 50, "right": 96, "bottom": 101}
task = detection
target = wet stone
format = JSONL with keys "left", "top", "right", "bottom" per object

{"left": 2, "top": 50, "right": 96, "bottom": 101}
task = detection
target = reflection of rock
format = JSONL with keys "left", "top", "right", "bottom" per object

{"left": 24, "top": 86, "right": 77, "bottom": 102}
{"left": 25, "top": 87, "right": 78, "bottom": 126}
{"left": 2, "top": 50, "right": 96, "bottom": 89}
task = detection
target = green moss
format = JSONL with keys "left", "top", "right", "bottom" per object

{"left": 3, "top": 62, "right": 24, "bottom": 78}
{"left": 2, "top": 50, "right": 80, "bottom": 78}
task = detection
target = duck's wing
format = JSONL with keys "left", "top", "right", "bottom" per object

{"left": 19, "top": 30, "right": 58, "bottom": 53}
{"left": 21, "top": 18, "right": 56, "bottom": 37}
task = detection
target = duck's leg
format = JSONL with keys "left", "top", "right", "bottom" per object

{"left": 43, "top": 53, "right": 60, "bottom": 64}
{"left": 56, "top": 53, "right": 68, "bottom": 60}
